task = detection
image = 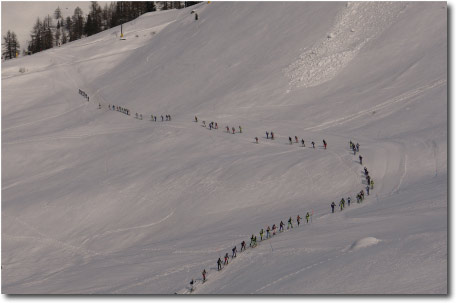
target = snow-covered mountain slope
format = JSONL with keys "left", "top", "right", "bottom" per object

{"left": 2, "top": 2, "right": 447, "bottom": 294}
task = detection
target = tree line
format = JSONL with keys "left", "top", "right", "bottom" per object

{"left": 2, "top": 1, "right": 200, "bottom": 59}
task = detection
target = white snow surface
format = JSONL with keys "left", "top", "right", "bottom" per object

{"left": 2, "top": 2, "right": 447, "bottom": 294}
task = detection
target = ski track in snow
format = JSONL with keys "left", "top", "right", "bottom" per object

{"left": 303, "top": 78, "right": 446, "bottom": 131}
{"left": 85, "top": 209, "right": 175, "bottom": 242}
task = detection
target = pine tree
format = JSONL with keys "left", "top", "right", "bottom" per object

{"left": 54, "top": 6, "right": 62, "bottom": 20}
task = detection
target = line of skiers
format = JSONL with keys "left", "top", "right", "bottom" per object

{"left": 78, "top": 89, "right": 89, "bottom": 101}
{"left": 109, "top": 105, "right": 130, "bottom": 115}
{"left": 350, "top": 140, "right": 360, "bottom": 155}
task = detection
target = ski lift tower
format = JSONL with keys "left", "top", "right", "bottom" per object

{"left": 120, "top": 23, "right": 126, "bottom": 40}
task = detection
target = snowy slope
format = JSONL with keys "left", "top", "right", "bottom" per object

{"left": 2, "top": 2, "right": 447, "bottom": 294}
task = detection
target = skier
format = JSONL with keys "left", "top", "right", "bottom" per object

{"left": 151, "top": 114, "right": 154, "bottom": 121}
{"left": 339, "top": 200, "right": 344, "bottom": 211}
{"left": 323, "top": 139, "right": 327, "bottom": 149}
{"left": 297, "top": 215, "right": 301, "bottom": 226}
{"left": 266, "top": 131, "right": 269, "bottom": 139}
{"left": 295, "top": 136, "right": 298, "bottom": 143}
{"left": 209, "top": 123, "right": 212, "bottom": 130}
{"left": 312, "top": 141, "right": 315, "bottom": 148}
{"left": 215, "top": 122, "right": 218, "bottom": 129}
{"left": 161, "top": 115, "right": 164, "bottom": 121}
{"left": 202, "top": 269, "right": 207, "bottom": 282}
{"left": 154, "top": 116, "right": 157, "bottom": 121}
{"left": 359, "top": 155, "right": 363, "bottom": 165}
{"left": 260, "top": 228, "right": 264, "bottom": 241}
{"left": 98, "top": 103, "right": 101, "bottom": 109}
{"left": 340, "top": 198, "right": 345, "bottom": 210}
{"left": 331, "top": 202, "right": 336, "bottom": 213}
{"left": 254, "top": 236, "right": 257, "bottom": 246}
{"left": 255, "top": 137, "right": 259, "bottom": 143}
{"left": 371, "top": 179, "right": 374, "bottom": 189}
{"left": 250, "top": 234, "right": 255, "bottom": 247}
{"left": 190, "top": 279, "right": 194, "bottom": 292}
{"left": 224, "top": 253, "right": 229, "bottom": 265}
{"left": 289, "top": 137, "right": 292, "bottom": 144}
{"left": 195, "top": 116, "right": 198, "bottom": 122}
{"left": 364, "top": 167, "right": 369, "bottom": 176}
{"left": 301, "top": 139, "right": 305, "bottom": 147}
{"left": 356, "top": 194, "right": 360, "bottom": 203}
{"left": 306, "top": 212, "right": 310, "bottom": 223}
{"left": 232, "top": 127, "right": 235, "bottom": 134}
{"left": 241, "top": 241, "right": 246, "bottom": 251}
{"left": 266, "top": 226, "right": 271, "bottom": 238}
{"left": 356, "top": 143, "right": 360, "bottom": 152}
{"left": 366, "top": 175, "right": 371, "bottom": 186}
{"left": 279, "top": 221, "right": 284, "bottom": 232}
{"left": 353, "top": 145, "right": 357, "bottom": 155}
{"left": 347, "top": 197, "right": 351, "bottom": 207}
{"left": 217, "top": 258, "right": 222, "bottom": 270}
{"left": 136, "top": 113, "right": 139, "bottom": 119}
{"left": 271, "top": 132, "right": 274, "bottom": 140}
{"left": 232, "top": 246, "right": 237, "bottom": 258}
{"left": 272, "top": 224, "right": 277, "bottom": 235}
{"left": 239, "top": 126, "right": 242, "bottom": 133}
{"left": 350, "top": 140, "right": 353, "bottom": 149}
{"left": 226, "top": 126, "right": 230, "bottom": 133}
{"left": 366, "top": 186, "right": 370, "bottom": 195}
{"left": 288, "top": 217, "right": 293, "bottom": 229}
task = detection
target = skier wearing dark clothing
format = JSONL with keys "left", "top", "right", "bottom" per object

{"left": 161, "top": 115, "right": 164, "bottom": 121}
{"left": 266, "top": 226, "right": 271, "bottom": 238}
{"left": 266, "top": 131, "right": 269, "bottom": 139}
{"left": 312, "top": 141, "right": 315, "bottom": 148}
{"left": 306, "top": 212, "right": 310, "bottom": 223}
{"left": 367, "top": 175, "right": 371, "bottom": 186}
{"left": 323, "top": 140, "right": 327, "bottom": 149}
{"left": 250, "top": 234, "right": 255, "bottom": 247}
{"left": 289, "top": 137, "right": 292, "bottom": 144}
{"left": 366, "top": 186, "right": 370, "bottom": 195}
{"left": 232, "top": 246, "right": 237, "bottom": 258}
{"left": 202, "top": 269, "right": 207, "bottom": 282}
{"left": 271, "top": 132, "right": 274, "bottom": 140}
{"left": 226, "top": 126, "right": 230, "bottom": 133}
{"left": 279, "top": 221, "right": 284, "bottom": 232}
{"left": 356, "top": 143, "right": 360, "bottom": 152}
{"left": 272, "top": 224, "right": 277, "bottom": 235}
{"left": 260, "top": 228, "right": 264, "bottom": 241}
{"left": 347, "top": 197, "right": 351, "bottom": 206}
{"left": 190, "top": 279, "right": 194, "bottom": 292}
{"left": 297, "top": 215, "right": 301, "bottom": 226}
{"left": 331, "top": 202, "right": 336, "bottom": 213}
{"left": 288, "top": 217, "right": 293, "bottom": 229}
{"left": 232, "top": 127, "right": 235, "bottom": 134}
{"left": 301, "top": 139, "right": 305, "bottom": 147}
{"left": 217, "top": 258, "right": 222, "bottom": 270}
{"left": 224, "top": 253, "right": 229, "bottom": 265}
{"left": 359, "top": 155, "right": 363, "bottom": 164}
{"left": 255, "top": 137, "right": 259, "bottom": 143}
{"left": 241, "top": 241, "right": 246, "bottom": 251}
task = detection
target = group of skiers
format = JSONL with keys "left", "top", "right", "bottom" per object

{"left": 193, "top": 211, "right": 313, "bottom": 290}
{"left": 256, "top": 132, "right": 327, "bottom": 149}
{"left": 350, "top": 140, "right": 360, "bottom": 155}
{"left": 330, "top": 143, "right": 374, "bottom": 213}
{"left": 78, "top": 89, "right": 89, "bottom": 101}
{"left": 109, "top": 105, "right": 130, "bottom": 115}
